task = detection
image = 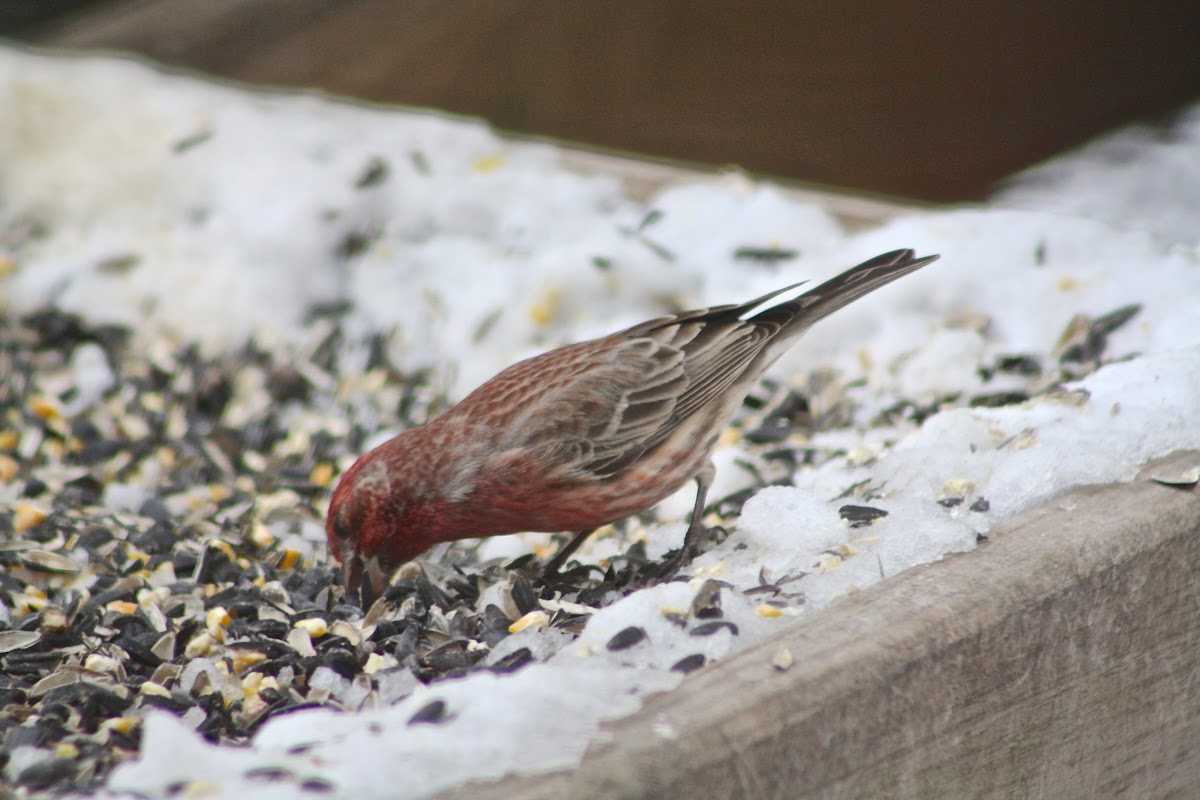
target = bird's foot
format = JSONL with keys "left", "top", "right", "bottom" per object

{"left": 539, "top": 528, "right": 595, "bottom": 581}
{"left": 654, "top": 523, "right": 726, "bottom": 581}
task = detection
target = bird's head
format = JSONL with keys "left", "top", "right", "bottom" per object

{"left": 326, "top": 445, "right": 436, "bottom": 607}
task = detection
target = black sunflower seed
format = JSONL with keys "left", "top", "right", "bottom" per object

{"left": 670, "top": 653, "right": 707, "bottom": 673}
{"left": 689, "top": 621, "right": 739, "bottom": 637}
{"left": 995, "top": 354, "right": 1042, "bottom": 375}
{"left": 606, "top": 626, "right": 647, "bottom": 651}
{"left": 245, "top": 766, "right": 294, "bottom": 782}
{"left": 969, "top": 391, "right": 1029, "bottom": 408}
{"left": 300, "top": 777, "right": 337, "bottom": 793}
{"left": 489, "top": 647, "right": 533, "bottom": 674}
{"left": 408, "top": 699, "right": 448, "bottom": 725}
{"left": 838, "top": 504, "right": 888, "bottom": 528}
{"left": 733, "top": 245, "right": 799, "bottom": 264}
{"left": 508, "top": 573, "right": 538, "bottom": 616}
{"left": 17, "top": 757, "right": 78, "bottom": 790}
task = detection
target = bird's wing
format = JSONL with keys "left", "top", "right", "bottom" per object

{"left": 497, "top": 337, "right": 684, "bottom": 480}
{"left": 493, "top": 284, "right": 803, "bottom": 482}
{"left": 479, "top": 249, "right": 937, "bottom": 484}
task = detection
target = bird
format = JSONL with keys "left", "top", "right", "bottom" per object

{"left": 327, "top": 249, "right": 938, "bottom": 606}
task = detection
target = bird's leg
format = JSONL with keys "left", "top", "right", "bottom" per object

{"left": 682, "top": 459, "right": 715, "bottom": 557}
{"left": 661, "top": 460, "right": 715, "bottom": 575}
{"left": 541, "top": 528, "right": 595, "bottom": 578}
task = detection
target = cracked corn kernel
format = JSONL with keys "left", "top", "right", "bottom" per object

{"left": 38, "top": 606, "right": 69, "bottom": 633}
{"left": 100, "top": 716, "right": 139, "bottom": 734}
{"left": 817, "top": 553, "right": 843, "bottom": 572}
{"left": 206, "top": 606, "right": 232, "bottom": 629}
{"left": 14, "top": 501, "right": 48, "bottom": 532}
{"left": 139, "top": 681, "right": 171, "bottom": 698}
{"left": 231, "top": 650, "right": 268, "bottom": 672}
{"left": 310, "top": 461, "right": 335, "bottom": 486}
{"left": 362, "top": 652, "right": 397, "bottom": 674}
{"left": 690, "top": 562, "right": 725, "bottom": 578}
{"left": 943, "top": 477, "right": 976, "bottom": 497}
{"left": 277, "top": 548, "right": 301, "bottom": 570}
{"left": 209, "top": 540, "right": 236, "bottom": 560}
{"left": 293, "top": 617, "right": 328, "bottom": 638}
{"left": 29, "top": 395, "right": 63, "bottom": 421}
{"left": 205, "top": 607, "right": 231, "bottom": 643}
{"left": 249, "top": 523, "right": 274, "bottom": 549}
{"left": 771, "top": 647, "right": 794, "bottom": 671}
{"left": 528, "top": 287, "right": 561, "bottom": 326}
{"left": 508, "top": 610, "right": 550, "bottom": 634}
{"left": 472, "top": 152, "right": 506, "bottom": 173}
{"left": 184, "top": 631, "right": 217, "bottom": 658}
{"left": 241, "top": 671, "right": 263, "bottom": 697}
{"left": 755, "top": 603, "right": 784, "bottom": 618}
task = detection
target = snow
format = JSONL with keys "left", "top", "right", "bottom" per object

{"left": 996, "top": 105, "right": 1200, "bottom": 247}
{"left": 1, "top": 46, "right": 1198, "bottom": 799}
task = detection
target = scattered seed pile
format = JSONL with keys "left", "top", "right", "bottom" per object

{"left": 0, "top": 295, "right": 1140, "bottom": 796}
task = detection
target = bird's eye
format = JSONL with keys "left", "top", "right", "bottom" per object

{"left": 333, "top": 514, "right": 354, "bottom": 541}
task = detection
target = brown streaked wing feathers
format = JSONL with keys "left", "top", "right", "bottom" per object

{"left": 508, "top": 281, "right": 809, "bottom": 480}
{"left": 504, "top": 249, "right": 936, "bottom": 482}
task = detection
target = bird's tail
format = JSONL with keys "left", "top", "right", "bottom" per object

{"left": 757, "top": 248, "right": 938, "bottom": 339}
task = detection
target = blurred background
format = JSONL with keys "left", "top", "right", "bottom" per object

{"left": 4, "top": 0, "right": 1200, "bottom": 202}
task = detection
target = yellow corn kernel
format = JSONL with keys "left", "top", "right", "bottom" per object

{"left": 472, "top": 152, "right": 506, "bottom": 173}
{"left": 29, "top": 395, "right": 63, "bottom": 422}
{"left": 0, "top": 454, "right": 18, "bottom": 482}
{"left": 14, "top": 501, "right": 48, "bottom": 533}
{"left": 206, "top": 606, "right": 232, "bottom": 639}
{"left": 508, "top": 610, "right": 550, "bottom": 634}
{"left": 293, "top": 617, "right": 328, "bottom": 638}
{"left": 310, "top": 462, "right": 335, "bottom": 487}
{"left": 277, "top": 548, "right": 301, "bottom": 570}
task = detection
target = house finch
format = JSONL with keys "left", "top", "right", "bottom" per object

{"left": 328, "top": 249, "right": 938, "bottom": 605}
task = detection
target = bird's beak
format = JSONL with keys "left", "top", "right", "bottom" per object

{"left": 342, "top": 552, "right": 391, "bottom": 608}
{"left": 342, "top": 552, "right": 364, "bottom": 604}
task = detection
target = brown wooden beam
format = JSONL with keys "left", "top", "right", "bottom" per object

{"left": 22, "top": 1, "right": 1200, "bottom": 201}
{"left": 435, "top": 450, "right": 1200, "bottom": 798}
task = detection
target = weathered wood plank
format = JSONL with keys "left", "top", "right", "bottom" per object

{"left": 437, "top": 450, "right": 1200, "bottom": 799}
{"left": 553, "top": 146, "right": 921, "bottom": 229}
{"left": 23, "top": 1, "right": 1200, "bottom": 201}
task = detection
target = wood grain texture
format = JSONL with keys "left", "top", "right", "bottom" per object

{"left": 23, "top": 1, "right": 1200, "bottom": 201}
{"left": 436, "top": 450, "right": 1200, "bottom": 799}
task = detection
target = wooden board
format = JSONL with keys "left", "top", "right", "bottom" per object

{"left": 434, "top": 450, "right": 1200, "bottom": 799}
{"left": 554, "top": 146, "right": 923, "bottom": 230}
{"left": 21, "top": 0, "right": 1200, "bottom": 201}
